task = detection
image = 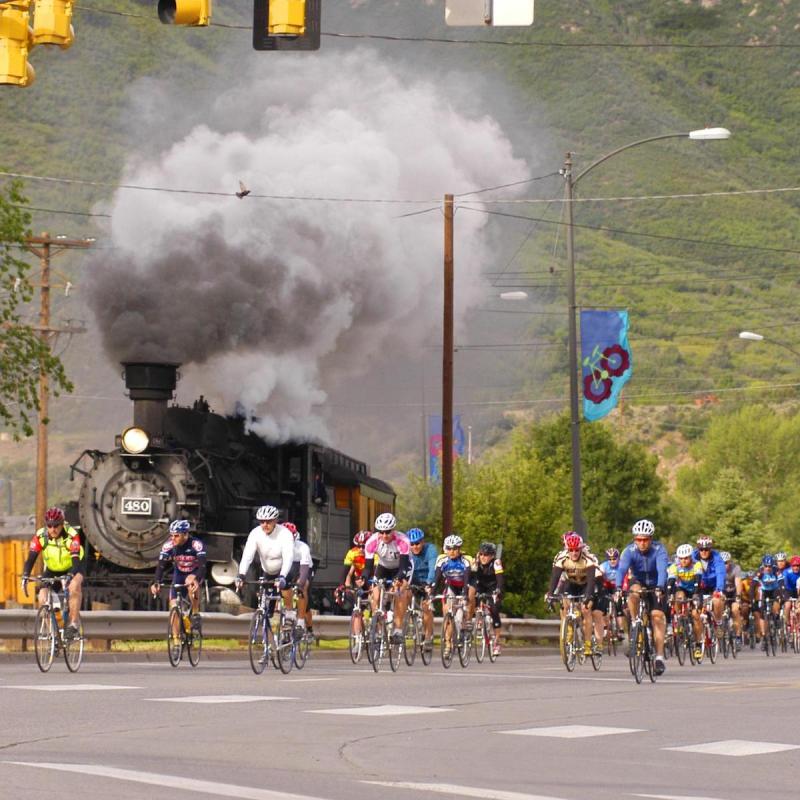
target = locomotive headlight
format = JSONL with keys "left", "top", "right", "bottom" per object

{"left": 121, "top": 427, "right": 150, "bottom": 454}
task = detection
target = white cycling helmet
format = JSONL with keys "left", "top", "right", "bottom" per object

{"left": 720, "top": 550, "right": 731, "bottom": 563}
{"left": 374, "top": 512, "right": 397, "bottom": 531}
{"left": 255, "top": 505, "right": 280, "bottom": 521}
{"left": 676, "top": 544, "right": 693, "bottom": 559}
{"left": 632, "top": 519, "right": 655, "bottom": 538}
{"left": 443, "top": 534, "right": 463, "bottom": 550}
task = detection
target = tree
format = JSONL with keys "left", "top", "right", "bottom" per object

{"left": 0, "top": 179, "right": 73, "bottom": 437}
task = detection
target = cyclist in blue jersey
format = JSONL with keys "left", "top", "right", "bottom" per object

{"left": 693, "top": 536, "right": 726, "bottom": 625}
{"left": 782, "top": 555, "right": 800, "bottom": 631}
{"left": 599, "top": 547, "right": 625, "bottom": 641}
{"left": 408, "top": 527, "right": 437, "bottom": 651}
{"left": 753, "top": 554, "right": 785, "bottom": 648}
{"left": 616, "top": 519, "right": 669, "bottom": 675}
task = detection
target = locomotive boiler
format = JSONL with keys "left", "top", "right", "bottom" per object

{"left": 68, "top": 362, "right": 395, "bottom": 609}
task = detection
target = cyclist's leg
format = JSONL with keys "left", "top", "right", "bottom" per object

{"left": 466, "top": 584, "right": 476, "bottom": 622}
{"left": 393, "top": 579, "right": 409, "bottom": 630}
{"left": 649, "top": 592, "right": 666, "bottom": 656}
{"left": 185, "top": 574, "right": 201, "bottom": 615}
{"left": 712, "top": 593, "right": 724, "bottom": 625}
{"left": 67, "top": 569, "right": 84, "bottom": 626}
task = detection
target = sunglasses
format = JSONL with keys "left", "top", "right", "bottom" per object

{"left": 46, "top": 524, "right": 62, "bottom": 529}
{"left": 634, "top": 537, "right": 651, "bottom": 543}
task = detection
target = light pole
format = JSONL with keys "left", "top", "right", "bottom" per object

{"left": 739, "top": 330, "right": 800, "bottom": 360}
{"left": 563, "top": 128, "right": 731, "bottom": 537}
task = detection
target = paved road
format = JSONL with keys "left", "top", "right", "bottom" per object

{"left": 0, "top": 646, "right": 797, "bottom": 800}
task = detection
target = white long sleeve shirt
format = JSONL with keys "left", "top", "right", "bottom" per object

{"left": 238, "top": 524, "right": 295, "bottom": 578}
{"left": 293, "top": 539, "right": 313, "bottom": 567}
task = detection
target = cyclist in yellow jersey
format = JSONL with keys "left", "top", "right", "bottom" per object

{"left": 21, "top": 506, "right": 85, "bottom": 639}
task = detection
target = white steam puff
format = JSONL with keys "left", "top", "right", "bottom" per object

{"left": 88, "top": 49, "right": 528, "bottom": 442}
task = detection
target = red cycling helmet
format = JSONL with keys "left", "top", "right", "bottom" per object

{"left": 283, "top": 522, "right": 298, "bottom": 534}
{"left": 564, "top": 532, "right": 583, "bottom": 551}
{"left": 44, "top": 506, "right": 65, "bottom": 526}
{"left": 790, "top": 556, "right": 800, "bottom": 567}
{"left": 353, "top": 530, "right": 370, "bottom": 547}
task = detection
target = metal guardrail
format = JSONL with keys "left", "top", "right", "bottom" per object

{"left": 0, "top": 610, "right": 559, "bottom": 642}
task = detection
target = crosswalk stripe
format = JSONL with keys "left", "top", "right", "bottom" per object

{"left": 362, "top": 780, "right": 567, "bottom": 800}
{"left": 664, "top": 739, "right": 800, "bottom": 757}
{"left": 147, "top": 695, "right": 295, "bottom": 704}
{"left": 3, "top": 761, "right": 328, "bottom": 800}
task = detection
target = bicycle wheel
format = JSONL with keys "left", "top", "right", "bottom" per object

{"left": 779, "top": 618, "right": 788, "bottom": 653}
{"left": 474, "top": 613, "right": 486, "bottom": 663}
{"left": 277, "top": 619, "right": 294, "bottom": 674}
{"left": 34, "top": 606, "right": 56, "bottom": 673}
{"left": 167, "top": 607, "right": 183, "bottom": 667}
{"left": 63, "top": 620, "right": 84, "bottom": 673}
{"left": 674, "top": 621, "right": 686, "bottom": 666}
{"left": 349, "top": 611, "right": 364, "bottom": 664}
{"left": 457, "top": 624, "right": 472, "bottom": 668}
{"left": 441, "top": 612, "right": 455, "bottom": 669}
{"left": 768, "top": 618, "right": 777, "bottom": 657}
{"left": 187, "top": 615, "right": 202, "bottom": 667}
{"left": 607, "top": 615, "right": 618, "bottom": 657}
{"left": 486, "top": 613, "right": 499, "bottom": 663}
{"left": 560, "top": 615, "right": 576, "bottom": 672}
{"left": 590, "top": 635, "right": 602, "bottom": 671}
{"left": 720, "top": 618, "right": 729, "bottom": 659}
{"left": 419, "top": 615, "right": 433, "bottom": 666}
{"left": 707, "top": 622, "right": 718, "bottom": 664}
{"left": 388, "top": 623, "right": 404, "bottom": 673}
{"left": 370, "top": 613, "right": 386, "bottom": 673}
{"left": 293, "top": 627, "right": 310, "bottom": 670}
{"left": 403, "top": 614, "right": 417, "bottom": 667}
{"left": 630, "top": 621, "right": 644, "bottom": 684}
{"left": 575, "top": 623, "right": 586, "bottom": 667}
{"left": 249, "top": 609, "right": 269, "bottom": 674}
{"left": 645, "top": 627, "right": 656, "bottom": 683}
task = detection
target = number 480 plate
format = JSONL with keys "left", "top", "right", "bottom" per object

{"left": 121, "top": 497, "right": 152, "bottom": 515}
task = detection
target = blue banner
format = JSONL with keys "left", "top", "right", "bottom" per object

{"left": 428, "top": 415, "right": 466, "bottom": 482}
{"left": 580, "top": 309, "right": 633, "bottom": 422}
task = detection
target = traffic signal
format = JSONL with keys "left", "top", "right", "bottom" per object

{"left": 253, "top": 0, "right": 320, "bottom": 51}
{"left": 157, "top": 0, "right": 211, "bottom": 27}
{"left": 32, "top": 0, "right": 74, "bottom": 49}
{"left": 0, "top": 0, "right": 36, "bottom": 86}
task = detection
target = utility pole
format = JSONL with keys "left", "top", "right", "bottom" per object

{"left": 442, "top": 195, "right": 454, "bottom": 537}
{"left": 23, "top": 233, "right": 92, "bottom": 529}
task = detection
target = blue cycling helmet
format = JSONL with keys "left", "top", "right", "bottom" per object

{"left": 169, "top": 519, "right": 191, "bottom": 534}
{"left": 407, "top": 528, "right": 425, "bottom": 544}
{"left": 762, "top": 554, "right": 775, "bottom": 568}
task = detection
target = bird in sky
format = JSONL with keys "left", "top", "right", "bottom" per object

{"left": 236, "top": 180, "right": 251, "bottom": 199}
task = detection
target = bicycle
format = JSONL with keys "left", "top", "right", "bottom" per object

{"left": 247, "top": 577, "right": 281, "bottom": 675}
{"left": 341, "top": 587, "right": 370, "bottom": 665}
{"left": 403, "top": 585, "right": 432, "bottom": 667}
{"left": 162, "top": 583, "right": 203, "bottom": 668}
{"left": 719, "top": 601, "right": 737, "bottom": 660}
{"left": 759, "top": 595, "right": 778, "bottom": 657}
{"left": 367, "top": 579, "right": 404, "bottom": 673}
{"left": 605, "top": 597, "right": 620, "bottom": 658}
{"left": 438, "top": 590, "right": 472, "bottom": 669}
{"left": 669, "top": 595, "right": 692, "bottom": 667}
{"left": 787, "top": 598, "right": 800, "bottom": 654}
{"left": 627, "top": 588, "right": 659, "bottom": 684}
{"left": 551, "top": 593, "right": 587, "bottom": 673}
{"left": 31, "top": 576, "right": 84, "bottom": 673}
{"left": 473, "top": 592, "right": 499, "bottom": 664}
{"left": 698, "top": 595, "right": 720, "bottom": 665}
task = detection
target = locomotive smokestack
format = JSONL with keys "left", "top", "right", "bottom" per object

{"left": 122, "top": 362, "right": 179, "bottom": 437}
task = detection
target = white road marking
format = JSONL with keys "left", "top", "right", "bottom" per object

{"left": 0, "top": 684, "right": 139, "bottom": 691}
{"left": 634, "top": 794, "right": 728, "bottom": 800}
{"left": 308, "top": 704, "right": 452, "bottom": 716}
{"left": 500, "top": 724, "right": 643, "bottom": 738}
{"left": 3, "top": 761, "right": 327, "bottom": 800}
{"left": 148, "top": 695, "right": 295, "bottom": 704}
{"left": 664, "top": 739, "right": 800, "bottom": 757}
{"left": 362, "top": 780, "right": 566, "bottom": 800}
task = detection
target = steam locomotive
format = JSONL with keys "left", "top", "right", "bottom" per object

{"left": 67, "top": 362, "right": 395, "bottom": 610}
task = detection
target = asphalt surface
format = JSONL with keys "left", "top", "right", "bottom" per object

{"left": 1, "top": 643, "right": 798, "bottom": 800}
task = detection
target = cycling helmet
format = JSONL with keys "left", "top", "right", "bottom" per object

{"left": 479, "top": 541, "right": 497, "bottom": 556}
{"left": 564, "top": 532, "right": 583, "bottom": 551}
{"left": 775, "top": 551, "right": 788, "bottom": 561}
{"left": 632, "top": 519, "right": 655, "bottom": 537}
{"left": 676, "top": 544, "right": 693, "bottom": 559}
{"left": 605, "top": 547, "right": 620, "bottom": 560}
{"left": 255, "top": 505, "right": 280, "bottom": 521}
{"left": 443, "top": 534, "right": 463, "bottom": 550}
{"left": 720, "top": 551, "right": 731, "bottom": 563}
{"left": 44, "top": 506, "right": 65, "bottom": 525}
{"left": 762, "top": 554, "right": 775, "bottom": 568}
{"left": 169, "top": 519, "right": 191, "bottom": 534}
{"left": 407, "top": 528, "right": 425, "bottom": 544}
{"left": 283, "top": 522, "right": 298, "bottom": 539}
{"left": 696, "top": 536, "right": 714, "bottom": 549}
{"left": 374, "top": 512, "right": 397, "bottom": 532}
{"left": 353, "top": 530, "right": 370, "bottom": 547}
{"left": 790, "top": 556, "right": 800, "bottom": 567}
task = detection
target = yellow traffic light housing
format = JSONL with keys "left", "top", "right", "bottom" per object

{"left": 158, "top": 0, "right": 211, "bottom": 27}
{"left": 253, "top": 0, "right": 320, "bottom": 51}
{"left": 0, "top": 0, "right": 36, "bottom": 86}
{"left": 32, "top": 0, "right": 74, "bottom": 49}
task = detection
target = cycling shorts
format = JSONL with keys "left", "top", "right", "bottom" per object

{"left": 375, "top": 564, "right": 409, "bottom": 582}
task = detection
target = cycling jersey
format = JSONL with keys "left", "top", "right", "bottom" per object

{"left": 783, "top": 568, "right": 800, "bottom": 597}
{"left": 755, "top": 568, "right": 784, "bottom": 594}
{"left": 693, "top": 547, "right": 726, "bottom": 592}
{"left": 549, "top": 547, "right": 599, "bottom": 596}
{"left": 616, "top": 541, "right": 668, "bottom": 589}
{"left": 723, "top": 563, "right": 743, "bottom": 594}
{"left": 364, "top": 531, "right": 411, "bottom": 570}
{"left": 471, "top": 557, "right": 505, "bottom": 593}
{"left": 410, "top": 541, "right": 438, "bottom": 585}
{"left": 25, "top": 524, "right": 83, "bottom": 574}
{"left": 238, "top": 523, "right": 295, "bottom": 579}
{"left": 599, "top": 559, "right": 620, "bottom": 590}
{"left": 435, "top": 553, "right": 474, "bottom": 590}
{"left": 154, "top": 536, "right": 207, "bottom": 584}
{"left": 343, "top": 546, "right": 367, "bottom": 577}
{"left": 667, "top": 561, "right": 703, "bottom": 593}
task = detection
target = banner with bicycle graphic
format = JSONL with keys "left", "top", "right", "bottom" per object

{"left": 580, "top": 309, "right": 632, "bottom": 421}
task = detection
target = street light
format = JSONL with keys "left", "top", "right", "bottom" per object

{"left": 563, "top": 127, "right": 731, "bottom": 537}
{"left": 739, "top": 330, "right": 800, "bottom": 359}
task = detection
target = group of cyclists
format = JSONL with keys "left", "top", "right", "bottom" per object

{"left": 546, "top": 517, "right": 800, "bottom": 676}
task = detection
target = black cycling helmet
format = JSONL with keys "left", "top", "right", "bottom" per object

{"left": 478, "top": 541, "right": 497, "bottom": 556}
